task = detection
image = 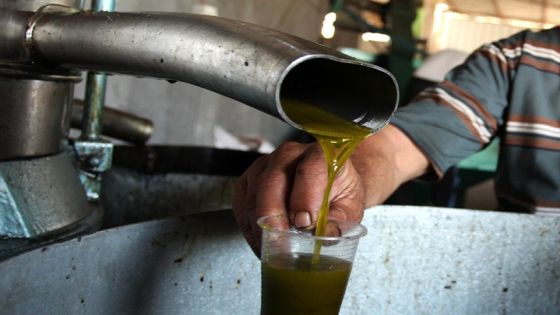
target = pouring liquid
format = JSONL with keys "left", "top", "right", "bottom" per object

{"left": 260, "top": 99, "right": 372, "bottom": 315}
{"left": 281, "top": 99, "right": 372, "bottom": 260}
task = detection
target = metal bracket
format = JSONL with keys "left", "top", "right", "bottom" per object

{"left": 72, "top": 139, "right": 113, "bottom": 201}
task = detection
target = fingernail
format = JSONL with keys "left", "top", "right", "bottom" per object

{"left": 294, "top": 212, "right": 311, "bottom": 228}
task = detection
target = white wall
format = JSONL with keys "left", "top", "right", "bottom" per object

{"left": 434, "top": 12, "right": 528, "bottom": 53}
{"left": 75, "top": 0, "right": 328, "bottom": 147}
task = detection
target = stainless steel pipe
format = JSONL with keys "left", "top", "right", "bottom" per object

{"left": 0, "top": 0, "right": 80, "bottom": 11}
{"left": 0, "top": 1, "right": 79, "bottom": 60}
{"left": 0, "top": 9, "right": 398, "bottom": 132}
{"left": 0, "top": 9, "right": 28, "bottom": 60}
{"left": 72, "top": 100, "right": 154, "bottom": 145}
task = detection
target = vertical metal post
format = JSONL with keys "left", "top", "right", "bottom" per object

{"left": 76, "top": 0, "right": 116, "bottom": 200}
{"left": 82, "top": 73, "right": 107, "bottom": 140}
{"left": 81, "top": 0, "right": 115, "bottom": 140}
{"left": 92, "top": 0, "right": 116, "bottom": 11}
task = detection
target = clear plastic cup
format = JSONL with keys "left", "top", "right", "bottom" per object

{"left": 258, "top": 213, "right": 367, "bottom": 315}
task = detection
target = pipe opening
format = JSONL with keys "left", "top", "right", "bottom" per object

{"left": 279, "top": 57, "right": 398, "bottom": 132}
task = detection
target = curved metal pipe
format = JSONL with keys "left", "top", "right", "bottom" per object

{"left": 0, "top": 1, "right": 80, "bottom": 60}
{"left": 72, "top": 100, "right": 154, "bottom": 145}
{"left": 0, "top": 9, "right": 28, "bottom": 60}
{"left": 2, "top": 9, "right": 399, "bottom": 132}
{"left": 0, "top": 0, "right": 80, "bottom": 11}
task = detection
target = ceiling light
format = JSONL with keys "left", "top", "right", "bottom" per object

{"left": 435, "top": 2, "right": 449, "bottom": 11}
{"left": 321, "top": 12, "right": 337, "bottom": 39}
{"left": 325, "top": 12, "right": 337, "bottom": 23}
{"left": 362, "top": 32, "right": 391, "bottom": 43}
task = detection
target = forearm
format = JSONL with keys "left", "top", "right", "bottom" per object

{"left": 351, "top": 124, "right": 430, "bottom": 207}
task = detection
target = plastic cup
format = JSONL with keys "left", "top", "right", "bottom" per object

{"left": 258, "top": 213, "right": 367, "bottom": 315}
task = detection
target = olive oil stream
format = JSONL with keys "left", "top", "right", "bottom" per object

{"left": 282, "top": 99, "right": 372, "bottom": 262}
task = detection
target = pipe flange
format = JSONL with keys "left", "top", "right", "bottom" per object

{"left": 0, "top": 62, "right": 81, "bottom": 82}
{"left": 24, "top": 4, "right": 80, "bottom": 60}
{"left": 0, "top": 4, "right": 82, "bottom": 81}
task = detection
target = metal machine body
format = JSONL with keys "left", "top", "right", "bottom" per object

{"left": 0, "top": 0, "right": 96, "bottom": 257}
{"left": 0, "top": 0, "right": 398, "bottom": 257}
{"left": 0, "top": 77, "right": 72, "bottom": 160}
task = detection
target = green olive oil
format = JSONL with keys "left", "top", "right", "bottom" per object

{"left": 261, "top": 253, "right": 352, "bottom": 315}
{"left": 260, "top": 99, "right": 371, "bottom": 315}
{"left": 281, "top": 99, "right": 371, "bottom": 242}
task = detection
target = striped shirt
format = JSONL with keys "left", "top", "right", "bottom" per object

{"left": 391, "top": 27, "right": 560, "bottom": 216}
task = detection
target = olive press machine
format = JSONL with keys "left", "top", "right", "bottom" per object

{"left": 0, "top": 0, "right": 398, "bottom": 258}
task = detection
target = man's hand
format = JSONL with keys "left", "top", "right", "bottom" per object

{"left": 232, "top": 141, "right": 366, "bottom": 255}
{"left": 232, "top": 125, "right": 429, "bottom": 255}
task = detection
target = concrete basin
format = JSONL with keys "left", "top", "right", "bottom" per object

{"left": 1, "top": 206, "right": 559, "bottom": 314}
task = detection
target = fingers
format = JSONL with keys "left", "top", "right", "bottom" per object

{"left": 254, "top": 142, "right": 306, "bottom": 219}
{"left": 288, "top": 144, "right": 328, "bottom": 228}
{"left": 289, "top": 152, "right": 365, "bottom": 230}
{"left": 232, "top": 155, "right": 268, "bottom": 256}
{"left": 233, "top": 140, "right": 367, "bottom": 256}
{"left": 328, "top": 161, "right": 366, "bottom": 224}
{"left": 233, "top": 142, "right": 307, "bottom": 256}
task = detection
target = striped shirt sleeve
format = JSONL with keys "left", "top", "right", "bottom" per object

{"left": 390, "top": 31, "right": 528, "bottom": 178}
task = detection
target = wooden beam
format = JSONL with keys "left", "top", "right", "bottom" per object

{"left": 446, "top": 0, "right": 457, "bottom": 11}
{"left": 492, "top": 0, "right": 503, "bottom": 18}
{"left": 453, "top": 8, "right": 547, "bottom": 24}
{"left": 541, "top": 0, "right": 548, "bottom": 25}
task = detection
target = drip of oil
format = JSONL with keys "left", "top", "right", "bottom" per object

{"left": 281, "top": 99, "right": 372, "bottom": 261}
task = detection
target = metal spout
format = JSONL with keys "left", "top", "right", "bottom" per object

{"left": 0, "top": 8, "right": 398, "bottom": 132}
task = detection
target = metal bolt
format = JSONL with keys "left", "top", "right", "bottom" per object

{"left": 89, "top": 157, "right": 101, "bottom": 166}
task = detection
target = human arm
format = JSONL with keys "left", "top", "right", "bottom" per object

{"left": 233, "top": 29, "right": 527, "bottom": 254}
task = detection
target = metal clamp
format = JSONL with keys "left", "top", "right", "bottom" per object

{"left": 72, "top": 139, "right": 114, "bottom": 201}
